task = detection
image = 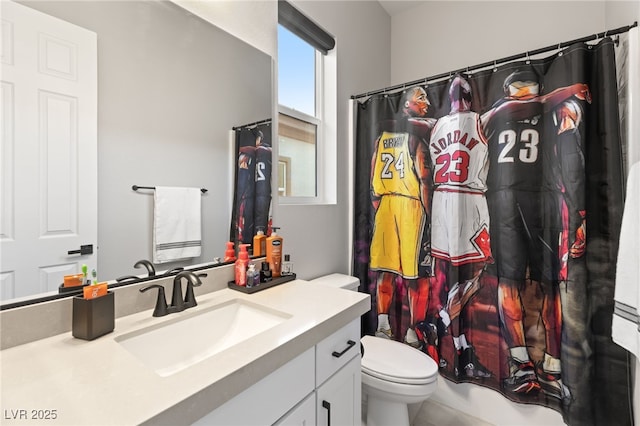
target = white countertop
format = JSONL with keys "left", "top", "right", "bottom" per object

{"left": 0, "top": 279, "right": 370, "bottom": 425}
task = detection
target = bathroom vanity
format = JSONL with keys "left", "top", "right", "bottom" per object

{"left": 0, "top": 279, "right": 370, "bottom": 425}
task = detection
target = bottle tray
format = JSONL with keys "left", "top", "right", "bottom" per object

{"left": 228, "top": 273, "right": 296, "bottom": 294}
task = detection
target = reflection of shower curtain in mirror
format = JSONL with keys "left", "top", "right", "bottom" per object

{"left": 353, "top": 36, "right": 632, "bottom": 426}
{"left": 230, "top": 123, "right": 273, "bottom": 248}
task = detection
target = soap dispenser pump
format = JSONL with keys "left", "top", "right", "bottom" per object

{"left": 224, "top": 241, "right": 236, "bottom": 262}
{"left": 235, "top": 244, "right": 250, "bottom": 286}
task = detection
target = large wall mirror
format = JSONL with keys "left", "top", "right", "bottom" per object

{"left": 0, "top": 0, "right": 273, "bottom": 307}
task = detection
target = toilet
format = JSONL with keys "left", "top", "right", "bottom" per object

{"left": 309, "top": 274, "right": 438, "bottom": 426}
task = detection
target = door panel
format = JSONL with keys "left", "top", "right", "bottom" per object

{"left": 0, "top": 1, "right": 97, "bottom": 300}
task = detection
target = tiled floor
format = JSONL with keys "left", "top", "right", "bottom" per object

{"left": 410, "top": 400, "right": 495, "bottom": 426}
{"left": 362, "top": 398, "right": 494, "bottom": 426}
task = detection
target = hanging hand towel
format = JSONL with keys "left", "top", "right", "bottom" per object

{"left": 612, "top": 162, "right": 640, "bottom": 357}
{"left": 153, "top": 186, "right": 202, "bottom": 264}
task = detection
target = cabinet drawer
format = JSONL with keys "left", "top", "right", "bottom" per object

{"left": 316, "top": 318, "right": 360, "bottom": 386}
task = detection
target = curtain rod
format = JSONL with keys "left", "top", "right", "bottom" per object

{"left": 232, "top": 118, "right": 272, "bottom": 131}
{"left": 351, "top": 21, "right": 638, "bottom": 100}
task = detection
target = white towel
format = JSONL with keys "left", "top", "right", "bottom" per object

{"left": 153, "top": 186, "right": 202, "bottom": 264}
{"left": 612, "top": 162, "right": 640, "bottom": 357}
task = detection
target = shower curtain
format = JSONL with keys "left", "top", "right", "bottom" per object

{"left": 230, "top": 123, "right": 273, "bottom": 248}
{"left": 353, "top": 36, "right": 632, "bottom": 425}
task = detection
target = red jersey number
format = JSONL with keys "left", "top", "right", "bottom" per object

{"left": 434, "top": 150, "right": 470, "bottom": 184}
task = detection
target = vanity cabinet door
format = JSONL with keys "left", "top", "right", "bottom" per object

{"left": 275, "top": 392, "right": 316, "bottom": 426}
{"left": 316, "top": 355, "right": 361, "bottom": 426}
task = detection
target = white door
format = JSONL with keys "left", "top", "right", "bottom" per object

{"left": 0, "top": 1, "right": 97, "bottom": 301}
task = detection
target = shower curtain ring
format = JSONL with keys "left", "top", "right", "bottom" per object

{"left": 525, "top": 51, "right": 530, "bottom": 64}
{"left": 493, "top": 61, "right": 498, "bottom": 72}
{"left": 557, "top": 42, "right": 563, "bottom": 56}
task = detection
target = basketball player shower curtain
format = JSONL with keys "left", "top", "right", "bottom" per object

{"left": 352, "top": 36, "right": 632, "bottom": 425}
{"left": 230, "top": 122, "right": 273, "bottom": 247}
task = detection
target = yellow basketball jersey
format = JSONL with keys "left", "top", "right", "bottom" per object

{"left": 371, "top": 131, "right": 420, "bottom": 199}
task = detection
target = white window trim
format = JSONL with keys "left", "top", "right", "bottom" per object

{"left": 278, "top": 106, "right": 321, "bottom": 135}
{"left": 279, "top": 41, "right": 336, "bottom": 205}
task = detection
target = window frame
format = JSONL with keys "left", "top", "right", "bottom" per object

{"left": 277, "top": 5, "right": 336, "bottom": 205}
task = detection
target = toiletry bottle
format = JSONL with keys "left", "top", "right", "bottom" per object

{"left": 253, "top": 227, "right": 267, "bottom": 257}
{"left": 266, "top": 227, "right": 283, "bottom": 277}
{"left": 82, "top": 264, "right": 89, "bottom": 285}
{"left": 246, "top": 262, "right": 259, "bottom": 288}
{"left": 224, "top": 241, "right": 236, "bottom": 262}
{"left": 281, "top": 254, "right": 293, "bottom": 276}
{"left": 260, "top": 262, "right": 272, "bottom": 283}
{"left": 234, "top": 244, "right": 250, "bottom": 286}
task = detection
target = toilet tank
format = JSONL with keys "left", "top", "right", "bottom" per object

{"left": 309, "top": 273, "right": 360, "bottom": 291}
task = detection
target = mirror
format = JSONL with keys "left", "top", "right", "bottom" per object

{"left": 0, "top": 1, "right": 272, "bottom": 307}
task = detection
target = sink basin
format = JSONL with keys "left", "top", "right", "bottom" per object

{"left": 116, "top": 298, "right": 291, "bottom": 377}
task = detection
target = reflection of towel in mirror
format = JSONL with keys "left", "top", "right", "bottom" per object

{"left": 153, "top": 187, "right": 202, "bottom": 264}
{"left": 612, "top": 162, "right": 640, "bottom": 357}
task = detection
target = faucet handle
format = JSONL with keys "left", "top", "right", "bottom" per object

{"left": 140, "top": 284, "right": 169, "bottom": 317}
{"left": 182, "top": 272, "right": 206, "bottom": 309}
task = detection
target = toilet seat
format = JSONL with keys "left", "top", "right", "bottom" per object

{"left": 361, "top": 335, "right": 438, "bottom": 385}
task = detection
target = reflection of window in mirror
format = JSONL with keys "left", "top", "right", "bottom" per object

{"left": 278, "top": 157, "right": 291, "bottom": 197}
{"left": 278, "top": 113, "right": 316, "bottom": 196}
{"left": 278, "top": 1, "right": 336, "bottom": 204}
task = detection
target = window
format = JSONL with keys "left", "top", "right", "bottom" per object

{"left": 278, "top": 25, "right": 316, "bottom": 117}
{"left": 278, "top": 1, "right": 336, "bottom": 203}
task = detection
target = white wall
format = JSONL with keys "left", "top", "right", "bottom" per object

{"left": 389, "top": 2, "right": 639, "bottom": 425}
{"left": 174, "top": 0, "right": 277, "bottom": 57}
{"left": 390, "top": 1, "right": 634, "bottom": 86}
{"left": 277, "top": 0, "right": 391, "bottom": 280}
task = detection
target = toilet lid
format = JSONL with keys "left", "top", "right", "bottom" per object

{"left": 361, "top": 335, "right": 438, "bottom": 385}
